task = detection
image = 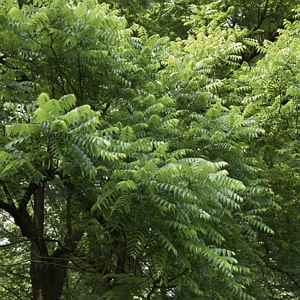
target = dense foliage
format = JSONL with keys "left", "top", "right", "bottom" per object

{"left": 1, "top": 0, "right": 300, "bottom": 299}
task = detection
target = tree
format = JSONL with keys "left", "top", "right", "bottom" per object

{"left": 227, "top": 16, "right": 300, "bottom": 298}
{"left": 1, "top": 0, "right": 299, "bottom": 299}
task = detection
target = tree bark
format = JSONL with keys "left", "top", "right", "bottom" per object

{"left": 30, "top": 185, "right": 69, "bottom": 300}
{"left": 30, "top": 245, "right": 69, "bottom": 300}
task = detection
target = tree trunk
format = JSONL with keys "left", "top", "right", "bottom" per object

{"left": 30, "top": 186, "right": 69, "bottom": 300}
{"left": 30, "top": 245, "right": 69, "bottom": 300}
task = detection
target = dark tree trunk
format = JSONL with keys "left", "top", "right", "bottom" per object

{"left": 29, "top": 186, "right": 69, "bottom": 300}
{"left": 30, "top": 245, "right": 69, "bottom": 300}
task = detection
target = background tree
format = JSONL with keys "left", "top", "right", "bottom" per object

{"left": 227, "top": 17, "right": 300, "bottom": 297}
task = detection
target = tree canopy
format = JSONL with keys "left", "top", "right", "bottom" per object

{"left": 1, "top": 0, "right": 300, "bottom": 299}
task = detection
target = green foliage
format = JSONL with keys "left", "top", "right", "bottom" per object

{"left": 225, "top": 18, "right": 300, "bottom": 298}
{"left": 1, "top": 0, "right": 300, "bottom": 299}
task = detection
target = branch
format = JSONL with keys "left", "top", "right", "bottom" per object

{"left": 18, "top": 181, "right": 39, "bottom": 211}
{"left": 169, "top": 267, "right": 189, "bottom": 283}
{"left": 0, "top": 181, "right": 39, "bottom": 238}
{"left": 251, "top": 0, "right": 270, "bottom": 32}
{"left": 49, "top": 37, "right": 68, "bottom": 95}
{"left": 41, "top": 238, "right": 72, "bottom": 253}
{"left": 146, "top": 280, "right": 158, "bottom": 300}
{"left": 266, "top": 264, "right": 300, "bottom": 288}
{"left": 0, "top": 54, "right": 7, "bottom": 66}
{"left": 0, "top": 197, "right": 35, "bottom": 238}
{"left": 101, "top": 101, "right": 111, "bottom": 117}
{"left": 1, "top": 181, "right": 13, "bottom": 204}
{"left": 0, "top": 283, "right": 23, "bottom": 300}
{"left": 0, "top": 199, "right": 18, "bottom": 217}
{"left": 0, "top": 238, "right": 33, "bottom": 248}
